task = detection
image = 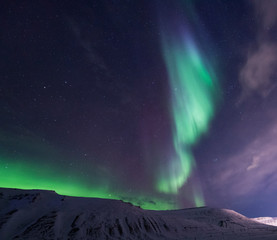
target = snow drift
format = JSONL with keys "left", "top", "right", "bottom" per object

{"left": 253, "top": 217, "right": 277, "bottom": 227}
{"left": 0, "top": 188, "right": 277, "bottom": 239}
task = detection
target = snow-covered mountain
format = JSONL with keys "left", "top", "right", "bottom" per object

{"left": 253, "top": 217, "right": 277, "bottom": 227}
{"left": 1, "top": 188, "right": 277, "bottom": 239}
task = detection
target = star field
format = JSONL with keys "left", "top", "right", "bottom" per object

{"left": 1, "top": 0, "right": 277, "bottom": 217}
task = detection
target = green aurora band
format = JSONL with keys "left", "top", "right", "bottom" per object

{"left": 0, "top": 156, "right": 174, "bottom": 210}
{"left": 158, "top": 30, "right": 220, "bottom": 205}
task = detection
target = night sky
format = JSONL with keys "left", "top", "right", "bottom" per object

{"left": 1, "top": 0, "right": 277, "bottom": 218}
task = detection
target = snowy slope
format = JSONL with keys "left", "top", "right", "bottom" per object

{"left": 253, "top": 217, "right": 277, "bottom": 227}
{"left": 0, "top": 188, "right": 277, "bottom": 239}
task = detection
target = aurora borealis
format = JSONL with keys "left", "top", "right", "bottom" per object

{"left": 0, "top": 156, "right": 174, "bottom": 210}
{"left": 158, "top": 24, "right": 220, "bottom": 202}
{"left": 1, "top": 0, "right": 277, "bottom": 217}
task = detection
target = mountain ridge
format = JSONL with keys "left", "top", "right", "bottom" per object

{"left": 0, "top": 187, "right": 277, "bottom": 239}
